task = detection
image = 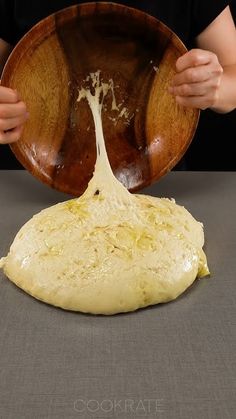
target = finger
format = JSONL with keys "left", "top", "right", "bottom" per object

{"left": 176, "top": 49, "right": 217, "bottom": 72}
{"left": 175, "top": 94, "right": 218, "bottom": 110}
{"left": 169, "top": 77, "right": 221, "bottom": 97}
{"left": 0, "top": 86, "right": 19, "bottom": 103}
{"left": 0, "top": 113, "right": 29, "bottom": 131}
{"left": 0, "top": 125, "right": 24, "bottom": 144}
{"left": 171, "top": 64, "right": 223, "bottom": 87}
{"left": 0, "top": 101, "right": 28, "bottom": 119}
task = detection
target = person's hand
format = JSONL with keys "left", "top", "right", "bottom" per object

{"left": 0, "top": 84, "right": 28, "bottom": 144}
{"left": 169, "top": 49, "right": 223, "bottom": 110}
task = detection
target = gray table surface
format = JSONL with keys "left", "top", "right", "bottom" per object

{"left": 0, "top": 170, "right": 236, "bottom": 419}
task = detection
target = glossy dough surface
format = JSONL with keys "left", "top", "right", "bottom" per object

{"left": 0, "top": 184, "right": 208, "bottom": 314}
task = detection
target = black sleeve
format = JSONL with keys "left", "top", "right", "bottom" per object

{"left": 230, "top": 0, "right": 236, "bottom": 23}
{"left": 0, "top": 0, "right": 16, "bottom": 44}
{"left": 191, "top": 0, "right": 229, "bottom": 37}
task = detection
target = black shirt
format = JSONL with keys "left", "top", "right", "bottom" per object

{"left": 0, "top": 0, "right": 229, "bottom": 48}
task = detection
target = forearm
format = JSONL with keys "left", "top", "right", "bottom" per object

{"left": 211, "top": 64, "right": 236, "bottom": 113}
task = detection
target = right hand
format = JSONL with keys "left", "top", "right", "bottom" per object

{"left": 0, "top": 84, "right": 28, "bottom": 144}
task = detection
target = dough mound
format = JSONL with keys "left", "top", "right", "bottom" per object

{"left": 0, "top": 192, "right": 209, "bottom": 314}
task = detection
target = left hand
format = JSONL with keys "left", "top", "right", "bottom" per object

{"left": 169, "top": 49, "right": 223, "bottom": 110}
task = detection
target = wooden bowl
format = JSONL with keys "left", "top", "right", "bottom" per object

{"left": 2, "top": 3, "right": 199, "bottom": 195}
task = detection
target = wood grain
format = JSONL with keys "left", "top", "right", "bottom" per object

{"left": 1, "top": 3, "right": 199, "bottom": 195}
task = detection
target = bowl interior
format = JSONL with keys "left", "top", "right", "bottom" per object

{"left": 2, "top": 3, "right": 199, "bottom": 195}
